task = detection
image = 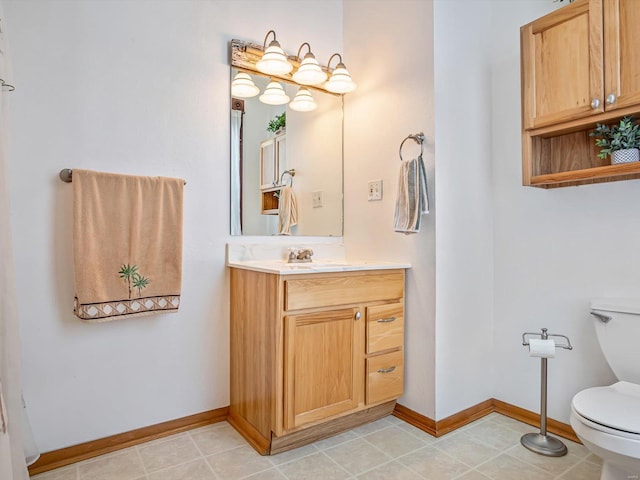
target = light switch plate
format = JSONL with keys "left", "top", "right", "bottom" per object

{"left": 312, "top": 191, "right": 323, "bottom": 208}
{"left": 368, "top": 180, "right": 383, "bottom": 201}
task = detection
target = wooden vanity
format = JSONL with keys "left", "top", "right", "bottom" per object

{"left": 228, "top": 265, "right": 406, "bottom": 455}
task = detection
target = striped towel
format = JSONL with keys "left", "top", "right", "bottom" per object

{"left": 394, "top": 155, "right": 429, "bottom": 234}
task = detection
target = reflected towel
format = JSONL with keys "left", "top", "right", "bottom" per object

{"left": 72, "top": 169, "right": 184, "bottom": 321}
{"left": 394, "top": 155, "right": 429, "bottom": 234}
{"left": 278, "top": 185, "right": 298, "bottom": 235}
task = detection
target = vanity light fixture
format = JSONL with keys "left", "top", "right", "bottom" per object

{"left": 325, "top": 53, "right": 357, "bottom": 94}
{"left": 231, "top": 72, "right": 260, "bottom": 98}
{"left": 292, "top": 42, "right": 327, "bottom": 86}
{"left": 256, "top": 30, "right": 293, "bottom": 76}
{"left": 259, "top": 80, "right": 290, "bottom": 105}
{"left": 289, "top": 87, "right": 317, "bottom": 112}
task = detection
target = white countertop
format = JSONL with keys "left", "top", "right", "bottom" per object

{"left": 227, "top": 259, "right": 410, "bottom": 275}
{"left": 226, "top": 243, "right": 410, "bottom": 275}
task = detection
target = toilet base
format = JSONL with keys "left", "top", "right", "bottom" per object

{"left": 520, "top": 432, "right": 568, "bottom": 457}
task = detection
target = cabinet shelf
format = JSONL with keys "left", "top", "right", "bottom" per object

{"left": 530, "top": 162, "right": 640, "bottom": 188}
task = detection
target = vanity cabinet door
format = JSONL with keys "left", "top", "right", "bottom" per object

{"left": 283, "top": 307, "right": 363, "bottom": 431}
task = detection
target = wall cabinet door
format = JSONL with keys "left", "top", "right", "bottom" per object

{"left": 521, "top": 0, "right": 604, "bottom": 129}
{"left": 283, "top": 307, "right": 362, "bottom": 431}
{"left": 260, "top": 138, "right": 277, "bottom": 189}
{"left": 259, "top": 133, "right": 286, "bottom": 189}
{"left": 603, "top": 0, "right": 640, "bottom": 111}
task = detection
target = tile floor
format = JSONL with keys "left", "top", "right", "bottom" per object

{"left": 31, "top": 413, "right": 603, "bottom": 480}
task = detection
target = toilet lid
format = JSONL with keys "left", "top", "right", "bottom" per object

{"left": 572, "top": 381, "right": 640, "bottom": 435}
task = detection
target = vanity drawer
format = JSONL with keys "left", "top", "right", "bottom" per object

{"left": 284, "top": 272, "right": 404, "bottom": 311}
{"left": 366, "top": 350, "right": 404, "bottom": 404}
{"left": 366, "top": 303, "right": 404, "bottom": 354}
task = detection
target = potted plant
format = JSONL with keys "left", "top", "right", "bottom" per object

{"left": 590, "top": 116, "right": 640, "bottom": 164}
{"left": 267, "top": 112, "right": 286, "bottom": 134}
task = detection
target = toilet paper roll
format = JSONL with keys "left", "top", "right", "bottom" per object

{"left": 529, "top": 338, "right": 555, "bottom": 358}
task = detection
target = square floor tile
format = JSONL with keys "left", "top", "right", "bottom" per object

{"left": 324, "top": 437, "right": 392, "bottom": 475}
{"left": 77, "top": 449, "right": 145, "bottom": 480}
{"left": 463, "top": 421, "right": 523, "bottom": 451}
{"left": 269, "top": 443, "right": 318, "bottom": 466}
{"left": 138, "top": 435, "right": 200, "bottom": 473}
{"left": 363, "top": 426, "right": 427, "bottom": 458}
{"left": 355, "top": 460, "right": 423, "bottom": 479}
{"left": 559, "top": 460, "right": 602, "bottom": 480}
{"left": 399, "top": 445, "right": 469, "bottom": 480}
{"left": 190, "top": 422, "right": 247, "bottom": 456}
{"left": 277, "top": 452, "right": 351, "bottom": 480}
{"left": 505, "top": 444, "right": 583, "bottom": 476}
{"left": 147, "top": 459, "right": 215, "bottom": 480}
{"left": 205, "top": 445, "right": 273, "bottom": 480}
{"left": 434, "top": 432, "right": 501, "bottom": 467}
{"left": 476, "top": 453, "right": 554, "bottom": 480}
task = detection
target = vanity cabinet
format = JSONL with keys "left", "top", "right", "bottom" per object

{"left": 229, "top": 268, "right": 405, "bottom": 455}
{"left": 521, "top": 0, "right": 640, "bottom": 187}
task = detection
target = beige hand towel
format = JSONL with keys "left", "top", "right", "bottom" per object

{"left": 277, "top": 185, "right": 298, "bottom": 235}
{"left": 72, "top": 169, "right": 184, "bottom": 322}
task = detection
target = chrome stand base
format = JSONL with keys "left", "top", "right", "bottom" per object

{"left": 520, "top": 433, "right": 568, "bottom": 457}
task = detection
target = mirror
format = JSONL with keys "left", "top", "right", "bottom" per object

{"left": 230, "top": 68, "right": 343, "bottom": 236}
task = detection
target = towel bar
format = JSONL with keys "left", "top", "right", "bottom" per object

{"left": 59, "top": 169, "right": 187, "bottom": 185}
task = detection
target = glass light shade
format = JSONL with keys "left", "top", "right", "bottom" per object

{"left": 289, "top": 87, "right": 317, "bottom": 112}
{"left": 231, "top": 72, "right": 259, "bottom": 98}
{"left": 259, "top": 81, "right": 290, "bottom": 105}
{"left": 256, "top": 41, "right": 293, "bottom": 75}
{"left": 292, "top": 53, "right": 327, "bottom": 86}
{"left": 325, "top": 63, "right": 357, "bottom": 94}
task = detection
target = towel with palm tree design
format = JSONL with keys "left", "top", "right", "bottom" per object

{"left": 71, "top": 169, "right": 184, "bottom": 321}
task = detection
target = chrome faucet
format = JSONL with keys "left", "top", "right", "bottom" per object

{"left": 288, "top": 248, "right": 314, "bottom": 263}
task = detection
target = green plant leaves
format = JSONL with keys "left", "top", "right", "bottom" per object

{"left": 267, "top": 112, "right": 286, "bottom": 133}
{"left": 590, "top": 116, "right": 640, "bottom": 159}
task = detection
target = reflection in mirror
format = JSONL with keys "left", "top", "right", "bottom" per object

{"left": 230, "top": 68, "right": 343, "bottom": 236}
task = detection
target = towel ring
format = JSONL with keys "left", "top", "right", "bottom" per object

{"left": 279, "top": 169, "right": 296, "bottom": 187}
{"left": 399, "top": 132, "right": 425, "bottom": 161}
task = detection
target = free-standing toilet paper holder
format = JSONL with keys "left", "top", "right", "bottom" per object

{"left": 521, "top": 328, "right": 573, "bottom": 457}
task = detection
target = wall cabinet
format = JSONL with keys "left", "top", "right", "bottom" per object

{"left": 259, "top": 133, "right": 286, "bottom": 214}
{"left": 521, "top": 0, "right": 640, "bottom": 187}
{"left": 229, "top": 268, "right": 405, "bottom": 455}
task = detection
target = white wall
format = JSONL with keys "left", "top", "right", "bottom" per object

{"left": 490, "top": 0, "right": 634, "bottom": 423}
{"left": 432, "top": 0, "right": 495, "bottom": 420}
{"left": 3, "top": 0, "right": 343, "bottom": 452}
{"left": 343, "top": 0, "right": 437, "bottom": 418}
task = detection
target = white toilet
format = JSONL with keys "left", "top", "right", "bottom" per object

{"left": 570, "top": 299, "right": 640, "bottom": 480}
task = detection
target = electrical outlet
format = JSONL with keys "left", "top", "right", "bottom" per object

{"left": 312, "top": 191, "right": 323, "bottom": 208}
{"left": 368, "top": 180, "right": 383, "bottom": 201}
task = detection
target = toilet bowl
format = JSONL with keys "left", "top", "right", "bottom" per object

{"left": 570, "top": 299, "right": 640, "bottom": 480}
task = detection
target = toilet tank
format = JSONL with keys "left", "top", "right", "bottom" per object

{"left": 591, "top": 298, "right": 640, "bottom": 384}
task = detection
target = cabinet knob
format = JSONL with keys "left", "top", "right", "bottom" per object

{"left": 606, "top": 94, "right": 616, "bottom": 105}
{"left": 354, "top": 311, "right": 361, "bottom": 321}
{"left": 591, "top": 98, "right": 600, "bottom": 109}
